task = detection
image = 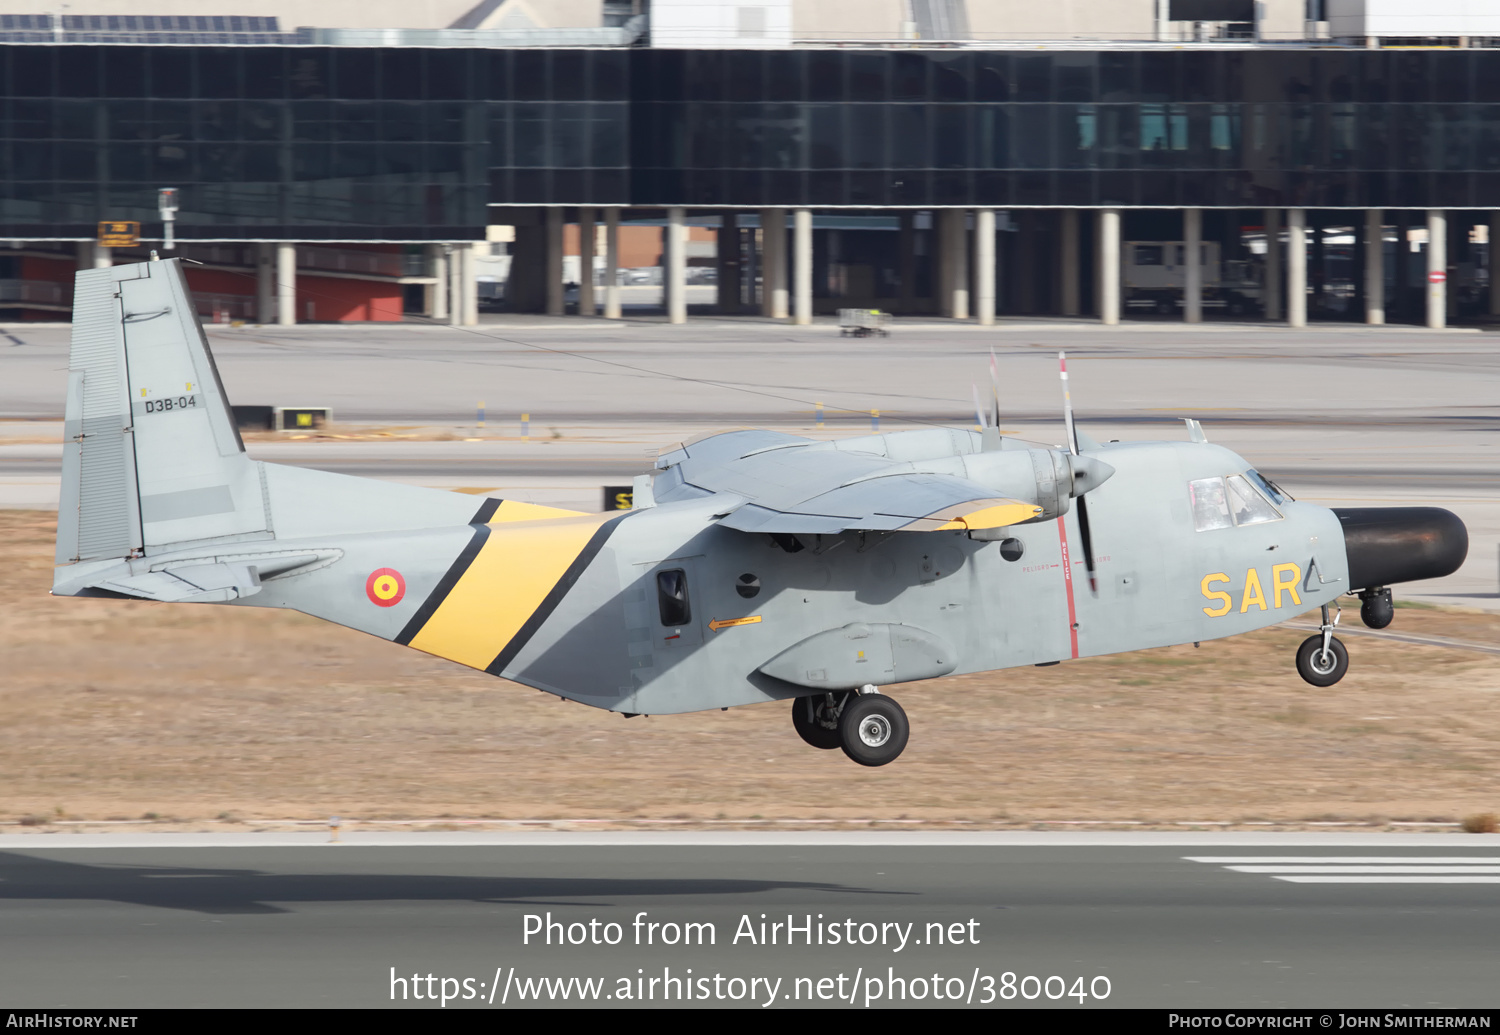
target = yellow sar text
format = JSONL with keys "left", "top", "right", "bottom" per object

{"left": 1201, "top": 564, "right": 1302, "bottom": 617}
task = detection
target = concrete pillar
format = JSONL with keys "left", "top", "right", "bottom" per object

{"left": 716, "top": 212, "right": 740, "bottom": 314}
{"left": 448, "top": 244, "right": 463, "bottom": 327}
{"left": 255, "top": 242, "right": 274, "bottom": 324}
{"left": 275, "top": 242, "right": 296, "bottom": 326}
{"left": 1183, "top": 207, "right": 1202, "bottom": 324}
{"left": 1364, "top": 209, "right": 1385, "bottom": 325}
{"left": 1098, "top": 208, "right": 1121, "bottom": 326}
{"left": 938, "top": 209, "right": 969, "bottom": 320}
{"left": 666, "top": 206, "right": 687, "bottom": 325}
{"left": 792, "top": 207, "right": 812, "bottom": 325}
{"left": 76, "top": 241, "right": 111, "bottom": 269}
{"left": 761, "top": 209, "right": 788, "bottom": 319}
{"left": 604, "top": 207, "right": 622, "bottom": 320}
{"left": 1061, "top": 209, "right": 1081, "bottom": 317}
{"left": 1490, "top": 211, "right": 1500, "bottom": 317}
{"left": 545, "top": 208, "right": 563, "bottom": 317}
{"left": 1427, "top": 209, "right": 1446, "bottom": 330}
{"left": 577, "top": 207, "right": 595, "bottom": 317}
{"left": 974, "top": 208, "right": 996, "bottom": 326}
{"left": 427, "top": 243, "right": 448, "bottom": 321}
{"left": 1286, "top": 209, "right": 1307, "bottom": 328}
{"left": 460, "top": 244, "right": 478, "bottom": 326}
{"left": 1264, "top": 209, "right": 1282, "bottom": 322}
{"left": 1395, "top": 215, "right": 1410, "bottom": 322}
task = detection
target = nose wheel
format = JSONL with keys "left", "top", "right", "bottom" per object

{"left": 1296, "top": 603, "right": 1349, "bottom": 687}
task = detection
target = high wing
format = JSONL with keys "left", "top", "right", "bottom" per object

{"left": 651, "top": 428, "right": 1047, "bottom": 534}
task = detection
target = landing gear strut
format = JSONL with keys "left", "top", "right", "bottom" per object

{"left": 1295, "top": 603, "right": 1349, "bottom": 687}
{"left": 791, "top": 693, "right": 842, "bottom": 750}
{"left": 790, "top": 687, "right": 910, "bottom": 766}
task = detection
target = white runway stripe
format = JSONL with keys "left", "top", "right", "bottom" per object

{"left": 1228, "top": 865, "right": 1500, "bottom": 874}
{"left": 1186, "top": 856, "right": 1500, "bottom": 864}
{"left": 1273, "top": 876, "right": 1500, "bottom": 884}
{"left": 1186, "top": 855, "right": 1500, "bottom": 885}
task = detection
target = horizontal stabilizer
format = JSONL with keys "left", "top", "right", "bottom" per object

{"left": 55, "top": 549, "right": 340, "bottom": 602}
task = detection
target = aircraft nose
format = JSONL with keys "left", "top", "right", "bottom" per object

{"left": 1332, "top": 507, "right": 1468, "bottom": 591}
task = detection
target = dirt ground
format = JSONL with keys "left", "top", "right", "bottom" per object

{"left": 4, "top": 510, "right": 1498, "bottom": 829}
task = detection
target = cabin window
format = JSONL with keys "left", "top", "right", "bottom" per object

{"left": 656, "top": 568, "right": 691, "bottom": 626}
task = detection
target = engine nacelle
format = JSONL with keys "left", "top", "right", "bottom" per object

{"left": 957, "top": 448, "right": 1114, "bottom": 524}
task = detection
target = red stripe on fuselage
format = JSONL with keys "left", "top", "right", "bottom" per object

{"left": 1057, "top": 515, "right": 1080, "bottom": 659}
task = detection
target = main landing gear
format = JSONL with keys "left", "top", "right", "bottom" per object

{"left": 791, "top": 687, "right": 910, "bottom": 767}
{"left": 1295, "top": 603, "right": 1349, "bottom": 687}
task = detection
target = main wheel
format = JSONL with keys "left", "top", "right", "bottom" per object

{"left": 1296, "top": 635, "right": 1349, "bottom": 687}
{"left": 838, "top": 694, "right": 909, "bottom": 767}
{"left": 791, "top": 696, "right": 842, "bottom": 750}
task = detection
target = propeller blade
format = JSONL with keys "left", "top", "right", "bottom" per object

{"left": 989, "top": 348, "right": 1001, "bottom": 429}
{"left": 1059, "top": 351, "right": 1079, "bottom": 456}
{"left": 972, "top": 384, "right": 987, "bottom": 430}
{"left": 1076, "top": 494, "right": 1100, "bottom": 596}
{"left": 1059, "top": 351, "right": 1098, "bottom": 594}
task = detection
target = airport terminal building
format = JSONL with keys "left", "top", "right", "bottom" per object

{"left": 1, "top": 0, "right": 1499, "bottom": 327}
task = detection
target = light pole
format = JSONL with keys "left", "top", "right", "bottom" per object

{"left": 158, "top": 187, "right": 178, "bottom": 252}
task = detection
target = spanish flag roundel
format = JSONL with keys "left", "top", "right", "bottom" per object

{"left": 365, "top": 568, "right": 406, "bottom": 607}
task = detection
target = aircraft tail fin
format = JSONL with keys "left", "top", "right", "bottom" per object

{"left": 56, "top": 259, "right": 270, "bottom": 566}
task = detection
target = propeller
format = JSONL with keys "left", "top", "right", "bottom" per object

{"left": 1059, "top": 351, "right": 1100, "bottom": 595}
{"left": 972, "top": 349, "right": 1004, "bottom": 451}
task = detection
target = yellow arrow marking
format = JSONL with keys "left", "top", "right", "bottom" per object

{"left": 709, "top": 615, "right": 762, "bottom": 632}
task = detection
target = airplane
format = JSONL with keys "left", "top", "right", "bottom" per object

{"left": 51, "top": 259, "right": 1469, "bottom": 767}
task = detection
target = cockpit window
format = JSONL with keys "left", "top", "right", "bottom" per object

{"left": 1189, "top": 477, "right": 1233, "bottom": 531}
{"left": 1244, "top": 468, "right": 1292, "bottom": 504}
{"left": 1189, "top": 475, "right": 1283, "bottom": 531}
{"left": 1226, "top": 474, "right": 1281, "bottom": 525}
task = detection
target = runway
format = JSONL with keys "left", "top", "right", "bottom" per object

{"left": 3, "top": 833, "right": 1498, "bottom": 1009}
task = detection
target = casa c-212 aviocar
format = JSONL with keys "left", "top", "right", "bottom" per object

{"left": 52, "top": 259, "right": 1468, "bottom": 766}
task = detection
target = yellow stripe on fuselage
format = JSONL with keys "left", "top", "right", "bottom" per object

{"left": 408, "top": 509, "right": 612, "bottom": 671}
{"left": 486, "top": 499, "right": 587, "bottom": 522}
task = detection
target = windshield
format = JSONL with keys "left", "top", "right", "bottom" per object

{"left": 1244, "top": 469, "right": 1292, "bottom": 504}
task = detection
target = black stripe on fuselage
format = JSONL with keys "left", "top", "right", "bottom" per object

{"left": 484, "top": 512, "right": 628, "bottom": 677}
{"left": 394, "top": 498, "right": 501, "bottom": 646}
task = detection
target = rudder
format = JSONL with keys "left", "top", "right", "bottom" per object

{"left": 56, "top": 259, "right": 270, "bottom": 566}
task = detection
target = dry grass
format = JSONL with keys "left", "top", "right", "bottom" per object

{"left": 3, "top": 510, "right": 1499, "bottom": 827}
{"left": 1461, "top": 813, "right": 1499, "bottom": 834}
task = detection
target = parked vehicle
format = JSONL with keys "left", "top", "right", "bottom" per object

{"left": 1123, "top": 240, "right": 1224, "bottom": 313}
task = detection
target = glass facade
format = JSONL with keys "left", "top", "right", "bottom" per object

{"left": 0, "top": 46, "right": 629, "bottom": 240}
{"left": 630, "top": 49, "right": 1500, "bottom": 208}
{"left": 2, "top": 45, "right": 1499, "bottom": 241}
